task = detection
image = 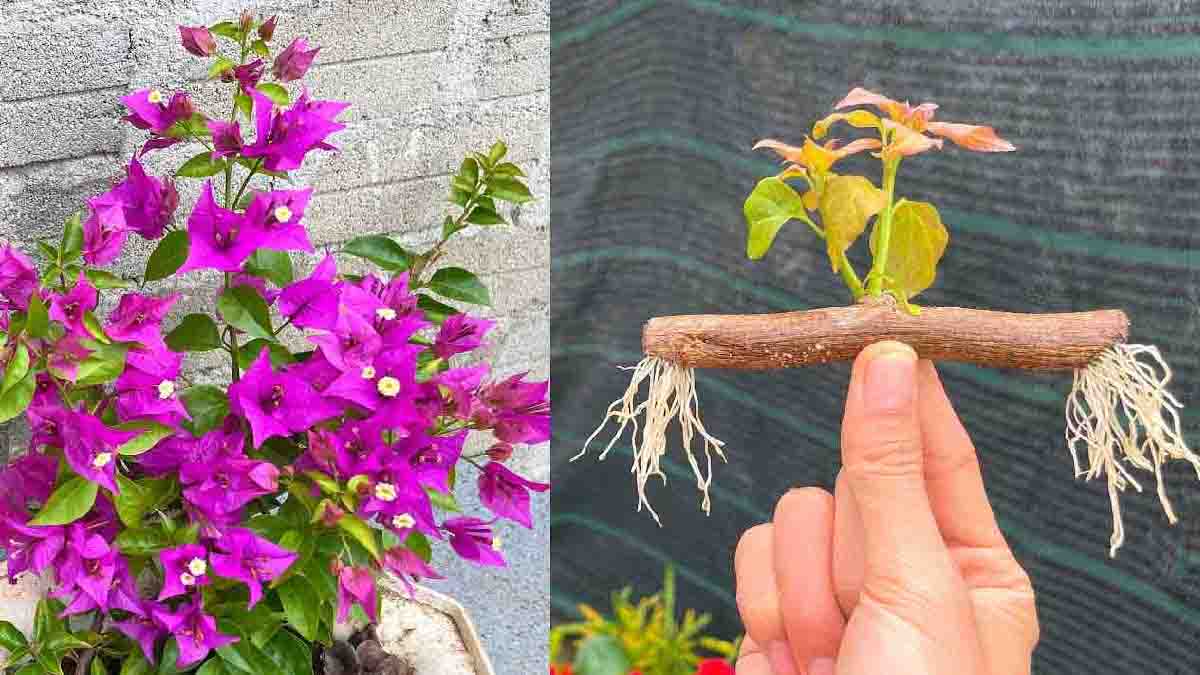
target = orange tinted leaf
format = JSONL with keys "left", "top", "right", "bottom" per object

{"left": 882, "top": 120, "right": 942, "bottom": 159}
{"left": 869, "top": 200, "right": 949, "bottom": 299}
{"left": 752, "top": 138, "right": 804, "bottom": 164}
{"left": 834, "top": 87, "right": 897, "bottom": 111}
{"left": 834, "top": 137, "right": 883, "bottom": 158}
{"left": 819, "top": 175, "right": 885, "bottom": 272}
{"left": 925, "top": 122, "right": 1016, "bottom": 152}
{"left": 812, "top": 110, "right": 880, "bottom": 138}
{"left": 777, "top": 164, "right": 808, "bottom": 183}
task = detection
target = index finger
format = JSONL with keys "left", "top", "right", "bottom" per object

{"left": 916, "top": 360, "right": 1007, "bottom": 548}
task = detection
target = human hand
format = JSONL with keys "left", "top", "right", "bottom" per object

{"left": 733, "top": 341, "right": 1039, "bottom": 675}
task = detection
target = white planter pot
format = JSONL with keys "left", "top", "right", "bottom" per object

{"left": 0, "top": 564, "right": 494, "bottom": 674}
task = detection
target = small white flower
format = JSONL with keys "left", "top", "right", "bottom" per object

{"left": 92, "top": 453, "right": 113, "bottom": 469}
{"left": 376, "top": 308, "right": 397, "bottom": 321}
{"left": 157, "top": 380, "right": 176, "bottom": 399}
{"left": 491, "top": 536, "right": 503, "bottom": 552}
{"left": 374, "top": 482, "right": 397, "bottom": 502}
{"left": 180, "top": 572, "right": 196, "bottom": 586}
{"left": 361, "top": 366, "right": 376, "bottom": 380}
{"left": 273, "top": 205, "right": 293, "bottom": 223}
{"left": 377, "top": 376, "right": 401, "bottom": 397}
{"left": 187, "top": 557, "right": 207, "bottom": 577}
{"left": 392, "top": 513, "right": 415, "bottom": 530}
{"left": 147, "top": 89, "right": 165, "bottom": 104}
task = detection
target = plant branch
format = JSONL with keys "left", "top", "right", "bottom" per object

{"left": 641, "top": 296, "right": 1129, "bottom": 370}
{"left": 866, "top": 157, "right": 900, "bottom": 296}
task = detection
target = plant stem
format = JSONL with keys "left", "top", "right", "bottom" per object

{"left": 231, "top": 158, "right": 263, "bottom": 207}
{"left": 867, "top": 157, "right": 900, "bottom": 296}
{"left": 837, "top": 251, "right": 864, "bottom": 300}
{"left": 223, "top": 272, "right": 241, "bottom": 381}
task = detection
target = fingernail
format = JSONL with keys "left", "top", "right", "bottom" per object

{"left": 807, "top": 657, "right": 836, "bottom": 675}
{"left": 766, "top": 641, "right": 798, "bottom": 675}
{"left": 863, "top": 341, "right": 916, "bottom": 414}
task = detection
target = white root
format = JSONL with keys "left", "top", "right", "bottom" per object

{"left": 1066, "top": 343, "right": 1200, "bottom": 557}
{"left": 572, "top": 357, "right": 726, "bottom": 523}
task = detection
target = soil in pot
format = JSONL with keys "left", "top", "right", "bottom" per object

{"left": 316, "top": 625, "right": 414, "bottom": 675}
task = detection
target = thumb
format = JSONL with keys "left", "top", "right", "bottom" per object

{"left": 840, "top": 341, "right": 949, "bottom": 592}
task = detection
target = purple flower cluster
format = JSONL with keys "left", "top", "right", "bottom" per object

{"left": 0, "top": 13, "right": 548, "bottom": 671}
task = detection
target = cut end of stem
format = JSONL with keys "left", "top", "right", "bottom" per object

{"left": 572, "top": 357, "right": 726, "bottom": 522}
{"left": 1066, "top": 343, "right": 1200, "bottom": 557}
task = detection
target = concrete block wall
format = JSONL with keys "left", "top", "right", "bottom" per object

{"left": 0, "top": 1, "right": 549, "bottom": 672}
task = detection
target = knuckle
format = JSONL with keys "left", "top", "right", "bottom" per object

{"left": 843, "top": 430, "right": 923, "bottom": 481}
{"left": 860, "top": 569, "right": 955, "bottom": 625}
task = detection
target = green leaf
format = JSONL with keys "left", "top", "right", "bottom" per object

{"left": 13, "top": 664, "right": 43, "bottom": 675}
{"left": 165, "top": 314, "right": 223, "bottom": 352}
{"left": 237, "top": 339, "right": 293, "bottom": 370}
{"left": 458, "top": 158, "right": 480, "bottom": 186}
{"left": 405, "top": 531, "right": 432, "bottom": 562}
{"left": 82, "top": 312, "right": 110, "bottom": 344}
{"left": 573, "top": 635, "right": 631, "bottom": 675}
{"left": 277, "top": 577, "right": 321, "bottom": 642}
{"left": 114, "top": 474, "right": 177, "bottom": 528}
{"left": 427, "top": 267, "right": 490, "bottom": 306}
{"left": 486, "top": 176, "right": 533, "bottom": 204}
{"left": 120, "top": 653, "right": 154, "bottom": 675}
{"left": 73, "top": 341, "right": 130, "bottom": 387}
{"left": 207, "top": 56, "right": 237, "bottom": 80}
{"left": 146, "top": 231, "right": 190, "bottom": 282}
{"left": 743, "top": 177, "right": 807, "bottom": 260}
{"left": 342, "top": 236, "right": 415, "bottom": 272}
{"left": 261, "top": 629, "right": 312, "bottom": 675}
{"left": 252, "top": 39, "right": 270, "bottom": 58}
{"left": 91, "top": 655, "right": 107, "bottom": 675}
{"left": 210, "top": 22, "right": 242, "bottom": 40}
{"left": 487, "top": 140, "right": 508, "bottom": 165}
{"left": 62, "top": 212, "right": 84, "bottom": 262}
{"left": 195, "top": 657, "right": 231, "bottom": 675}
{"left": 0, "top": 370, "right": 36, "bottom": 424}
{"left": 425, "top": 487, "right": 460, "bottom": 512}
{"left": 336, "top": 514, "right": 382, "bottom": 562}
{"left": 217, "top": 285, "right": 273, "bottom": 340}
{"left": 114, "top": 527, "right": 173, "bottom": 557}
{"left": 84, "top": 269, "right": 131, "bottom": 289}
{"left": 0, "top": 620, "right": 29, "bottom": 651}
{"left": 176, "top": 152, "right": 227, "bottom": 179}
{"left": 180, "top": 385, "right": 229, "bottom": 436}
{"left": 256, "top": 83, "right": 290, "bottom": 107}
{"left": 36, "top": 650, "right": 64, "bottom": 675}
{"left": 448, "top": 188, "right": 471, "bottom": 208}
{"left": 217, "top": 638, "right": 277, "bottom": 675}
{"left": 417, "top": 294, "right": 457, "bottom": 324}
{"left": 115, "top": 421, "right": 175, "bottom": 456}
{"left": 157, "top": 640, "right": 182, "bottom": 675}
{"left": 869, "top": 199, "right": 949, "bottom": 300}
{"left": 243, "top": 249, "right": 294, "bottom": 287}
{"left": 29, "top": 477, "right": 99, "bottom": 527}
{"left": 42, "top": 633, "right": 91, "bottom": 653}
{"left": 34, "top": 599, "right": 65, "bottom": 641}
{"left": 2, "top": 344, "right": 30, "bottom": 395}
{"left": 466, "top": 206, "right": 505, "bottom": 226}
{"left": 491, "top": 162, "right": 526, "bottom": 178}
{"left": 819, "top": 174, "right": 885, "bottom": 272}
{"left": 235, "top": 93, "right": 254, "bottom": 120}
{"left": 26, "top": 293, "right": 49, "bottom": 339}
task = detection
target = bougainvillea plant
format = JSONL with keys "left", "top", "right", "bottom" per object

{"left": 577, "top": 86, "right": 1196, "bottom": 557}
{"left": 549, "top": 567, "right": 737, "bottom": 675}
{"left": 0, "top": 12, "right": 549, "bottom": 674}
